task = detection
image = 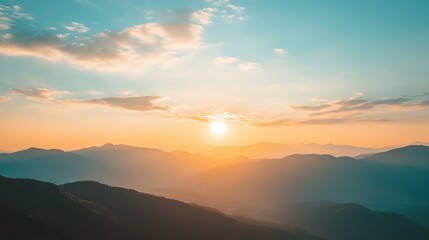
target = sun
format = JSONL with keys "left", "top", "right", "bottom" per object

{"left": 210, "top": 121, "right": 226, "bottom": 135}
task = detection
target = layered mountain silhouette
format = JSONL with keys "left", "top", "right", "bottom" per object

{"left": 0, "top": 144, "right": 221, "bottom": 189}
{"left": 187, "top": 150, "right": 429, "bottom": 228}
{"left": 0, "top": 147, "right": 100, "bottom": 183}
{"left": 265, "top": 201, "right": 429, "bottom": 240}
{"left": 360, "top": 145, "right": 429, "bottom": 167}
{"left": 1, "top": 143, "right": 429, "bottom": 239}
{"left": 0, "top": 175, "right": 322, "bottom": 240}
{"left": 203, "top": 142, "right": 385, "bottom": 159}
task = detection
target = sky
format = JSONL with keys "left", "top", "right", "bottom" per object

{"left": 0, "top": 0, "right": 428, "bottom": 151}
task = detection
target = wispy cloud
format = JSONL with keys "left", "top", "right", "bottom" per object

{"left": 238, "top": 62, "right": 260, "bottom": 71}
{"left": 205, "top": 0, "right": 245, "bottom": 22}
{"left": 64, "top": 22, "right": 90, "bottom": 33}
{"left": 291, "top": 93, "right": 426, "bottom": 117}
{"left": 214, "top": 56, "right": 238, "bottom": 64}
{"left": 273, "top": 48, "right": 285, "bottom": 55}
{"left": 11, "top": 88, "right": 71, "bottom": 101}
{"left": 85, "top": 90, "right": 102, "bottom": 96}
{"left": 192, "top": 8, "right": 217, "bottom": 25}
{"left": 252, "top": 93, "right": 429, "bottom": 127}
{"left": 0, "top": 5, "right": 214, "bottom": 72}
{"left": 0, "top": 4, "right": 33, "bottom": 30}
{"left": 176, "top": 111, "right": 261, "bottom": 123}
{"left": 252, "top": 116, "right": 391, "bottom": 127}
{"left": 206, "top": 0, "right": 229, "bottom": 6}
{"left": 0, "top": 96, "right": 11, "bottom": 102}
{"left": 67, "top": 96, "right": 169, "bottom": 112}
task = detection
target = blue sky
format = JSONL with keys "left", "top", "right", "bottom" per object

{"left": 0, "top": 0, "right": 428, "bottom": 150}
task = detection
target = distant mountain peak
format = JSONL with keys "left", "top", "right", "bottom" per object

{"left": 362, "top": 144, "right": 429, "bottom": 167}
{"left": 102, "top": 143, "right": 115, "bottom": 147}
{"left": 17, "top": 147, "right": 66, "bottom": 155}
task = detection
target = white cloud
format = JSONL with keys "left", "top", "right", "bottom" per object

{"left": 206, "top": 0, "right": 229, "bottom": 6}
{"left": 13, "top": 5, "right": 22, "bottom": 11}
{"left": 227, "top": 4, "right": 244, "bottom": 13}
{"left": 56, "top": 33, "right": 68, "bottom": 39}
{"left": 273, "top": 48, "right": 285, "bottom": 55}
{"left": 64, "top": 22, "right": 90, "bottom": 33}
{"left": 0, "top": 7, "right": 210, "bottom": 72}
{"left": 192, "top": 8, "right": 217, "bottom": 25}
{"left": 238, "top": 62, "right": 260, "bottom": 71}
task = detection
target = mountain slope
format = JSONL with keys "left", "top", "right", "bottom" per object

{"left": 0, "top": 175, "right": 142, "bottom": 240}
{"left": 0, "top": 205, "right": 68, "bottom": 240}
{"left": 361, "top": 145, "right": 429, "bottom": 167}
{"left": 0, "top": 144, "right": 218, "bottom": 189}
{"left": 203, "top": 142, "right": 383, "bottom": 159}
{"left": 72, "top": 143, "right": 216, "bottom": 188}
{"left": 187, "top": 151, "right": 429, "bottom": 228}
{"left": 268, "top": 201, "right": 429, "bottom": 240}
{"left": 62, "top": 180, "right": 322, "bottom": 240}
{"left": 0, "top": 147, "right": 100, "bottom": 183}
{"left": 0, "top": 175, "right": 322, "bottom": 240}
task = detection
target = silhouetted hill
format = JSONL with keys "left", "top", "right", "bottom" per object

{"left": 188, "top": 153, "right": 429, "bottom": 228}
{"left": 268, "top": 201, "right": 429, "bottom": 240}
{"left": 0, "top": 175, "right": 322, "bottom": 240}
{"left": 203, "top": 142, "right": 383, "bottom": 159}
{"left": 72, "top": 143, "right": 218, "bottom": 188}
{"left": 0, "top": 205, "right": 68, "bottom": 240}
{"left": 0, "top": 175, "right": 142, "bottom": 240}
{"left": 361, "top": 145, "right": 429, "bottom": 167}
{"left": 0, "top": 148, "right": 100, "bottom": 183}
{"left": 0, "top": 144, "right": 219, "bottom": 189}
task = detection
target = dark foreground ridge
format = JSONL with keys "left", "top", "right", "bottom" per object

{"left": 0, "top": 175, "right": 322, "bottom": 240}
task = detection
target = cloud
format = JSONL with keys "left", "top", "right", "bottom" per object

{"left": 11, "top": 88, "right": 71, "bottom": 101}
{"left": 205, "top": 0, "right": 245, "bottom": 22}
{"left": 273, "top": 48, "right": 285, "bottom": 55}
{"left": 214, "top": 56, "right": 238, "bottom": 64}
{"left": 2, "top": 33, "right": 12, "bottom": 39}
{"left": 0, "top": 4, "right": 33, "bottom": 30}
{"left": 177, "top": 111, "right": 261, "bottom": 123}
{"left": 252, "top": 116, "right": 391, "bottom": 127}
{"left": 252, "top": 118, "right": 292, "bottom": 127}
{"left": 144, "top": 9, "right": 154, "bottom": 21}
{"left": 67, "top": 96, "right": 169, "bottom": 112}
{"left": 0, "top": 96, "right": 11, "bottom": 102}
{"left": 85, "top": 90, "right": 102, "bottom": 96}
{"left": 206, "top": 0, "right": 229, "bottom": 6}
{"left": 192, "top": 8, "right": 217, "bottom": 25}
{"left": 251, "top": 93, "right": 429, "bottom": 127}
{"left": 415, "top": 99, "right": 429, "bottom": 106}
{"left": 0, "top": 6, "right": 211, "bottom": 72}
{"left": 226, "top": 4, "right": 244, "bottom": 13}
{"left": 222, "top": 4, "right": 245, "bottom": 21}
{"left": 64, "top": 22, "right": 90, "bottom": 33}
{"left": 238, "top": 62, "right": 260, "bottom": 70}
{"left": 13, "top": 5, "right": 22, "bottom": 11}
{"left": 0, "top": 23, "right": 9, "bottom": 30}
{"left": 291, "top": 93, "right": 423, "bottom": 117}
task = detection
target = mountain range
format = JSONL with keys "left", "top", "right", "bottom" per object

{"left": 1, "top": 143, "right": 429, "bottom": 239}
{"left": 202, "top": 142, "right": 388, "bottom": 159}
{"left": 0, "top": 175, "right": 322, "bottom": 240}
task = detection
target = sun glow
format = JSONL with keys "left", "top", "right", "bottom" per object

{"left": 210, "top": 121, "right": 226, "bottom": 135}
